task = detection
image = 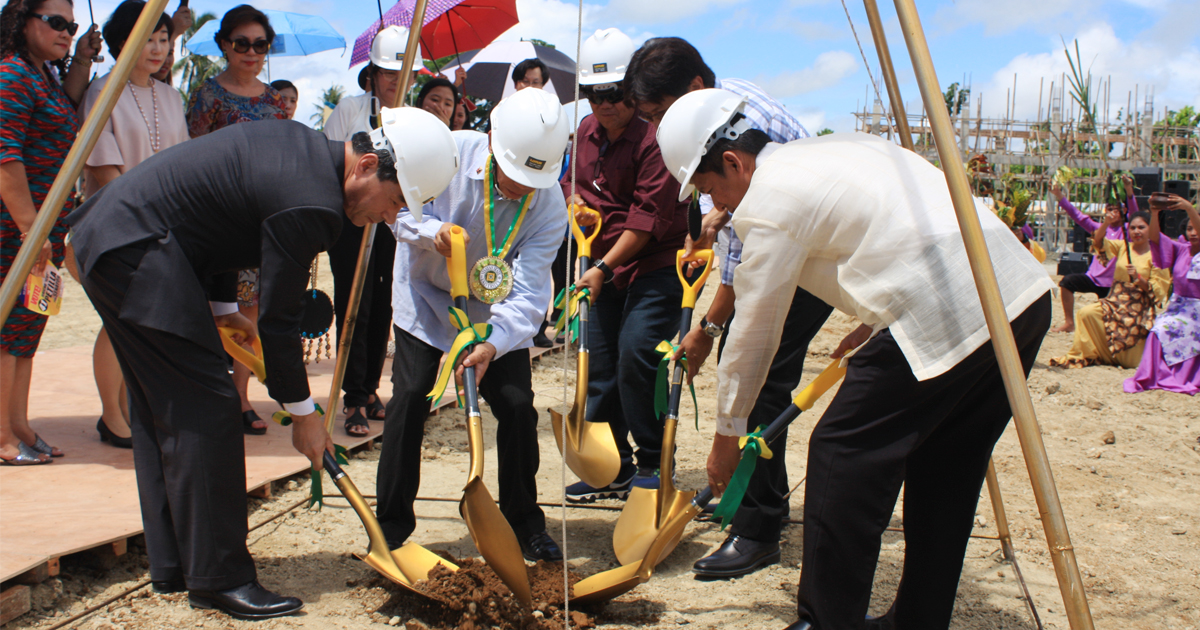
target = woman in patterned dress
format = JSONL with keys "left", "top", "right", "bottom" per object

{"left": 185, "top": 4, "right": 286, "bottom": 435}
{"left": 1050, "top": 212, "right": 1172, "bottom": 369}
{"left": 0, "top": 0, "right": 101, "bottom": 464}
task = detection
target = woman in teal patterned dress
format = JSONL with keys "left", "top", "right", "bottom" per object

{"left": 184, "top": 4, "right": 286, "bottom": 435}
{"left": 0, "top": 0, "right": 101, "bottom": 464}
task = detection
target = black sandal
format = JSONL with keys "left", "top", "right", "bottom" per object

{"left": 344, "top": 408, "right": 370, "bottom": 437}
{"left": 364, "top": 397, "right": 387, "bottom": 420}
{"left": 242, "top": 410, "right": 267, "bottom": 435}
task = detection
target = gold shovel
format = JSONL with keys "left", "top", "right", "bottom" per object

{"left": 445, "top": 227, "right": 534, "bottom": 609}
{"left": 570, "top": 359, "right": 847, "bottom": 605}
{"left": 550, "top": 205, "right": 621, "bottom": 488}
{"left": 612, "top": 249, "right": 714, "bottom": 566}
{"left": 217, "top": 328, "right": 456, "bottom": 597}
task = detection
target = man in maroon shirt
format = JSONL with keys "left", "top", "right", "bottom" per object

{"left": 562, "top": 29, "right": 691, "bottom": 500}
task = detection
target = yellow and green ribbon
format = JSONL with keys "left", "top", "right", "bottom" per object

{"left": 710, "top": 425, "right": 774, "bottom": 530}
{"left": 483, "top": 157, "right": 533, "bottom": 260}
{"left": 654, "top": 340, "right": 699, "bottom": 430}
{"left": 426, "top": 306, "right": 492, "bottom": 407}
{"left": 551, "top": 286, "right": 590, "bottom": 343}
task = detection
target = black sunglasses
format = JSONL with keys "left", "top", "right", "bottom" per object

{"left": 583, "top": 87, "right": 625, "bottom": 105}
{"left": 31, "top": 13, "right": 79, "bottom": 36}
{"left": 229, "top": 37, "right": 270, "bottom": 55}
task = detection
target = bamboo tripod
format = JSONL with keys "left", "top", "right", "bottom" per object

{"left": 861, "top": 1, "right": 1096, "bottom": 628}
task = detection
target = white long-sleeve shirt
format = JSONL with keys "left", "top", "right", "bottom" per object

{"left": 323, "top": 92, "right": 377, "bottom": 142}
{"left": 716, "top": 134, "right": 1054, "bottom": 436}
{"left": 390, "top": 131, "right": 568, "bottom": 357}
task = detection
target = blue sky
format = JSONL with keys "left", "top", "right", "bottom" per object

{"left": 80, "top": 0, "right": 1200, "bottom": 134}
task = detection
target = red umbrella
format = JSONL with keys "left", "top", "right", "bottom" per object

{"left": 350, "top": 0, "right": 518, "bottom": 68}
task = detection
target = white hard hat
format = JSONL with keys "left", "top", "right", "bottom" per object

{"left": 490, "top": 89, "right": 569, "bottom": 189}
{"left": 369, "top": 107, "right": 460, "bottom": 222}
{"left": 370, "top": 25, "right": 422, "bottom": 71}
{"left": 579, "top": 28, "right": 635, "bottom": 86}
{"left": 656, "top": 89, "right": 754, "bottom": 202}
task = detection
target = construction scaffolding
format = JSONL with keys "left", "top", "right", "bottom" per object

{"left": 854, "top": 77, "right": 1200, "bottom": 255}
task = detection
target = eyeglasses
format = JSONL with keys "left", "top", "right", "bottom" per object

{"left": 582, "top": 87, "right": 625, "bottom": 105}
{"left": 31, "top": 13, "right": 79, "bottom": 36}
{"left": 229, "top": 37, "right": 270, "bottom": 55}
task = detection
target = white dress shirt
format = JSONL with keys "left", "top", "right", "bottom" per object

{"left": 716, "top": 134, "right": 1054, "bottom": 436}
{"left": 390, "top": 131, "right": 568, "bottom": 357}
{"left": 323, "top": 92, "right": 378, "bottom": 142}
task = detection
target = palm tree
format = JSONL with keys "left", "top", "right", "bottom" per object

{"left": 310, "top": 84, "right": 346, "bottom": 131}
{"left": 174, "top": 12, "right": 224, "bottom": 104}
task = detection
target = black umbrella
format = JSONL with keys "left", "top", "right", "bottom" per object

{"left": 439, "top": 40, "right": 577, "bottom": 105}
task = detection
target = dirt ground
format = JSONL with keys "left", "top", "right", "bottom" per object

{"left": 10, "top": 256, "right": 1200, "bottom": 630}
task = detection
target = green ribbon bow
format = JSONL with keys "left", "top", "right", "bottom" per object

{"left": 711, "top": 426, "right": 774, "bottom": 530}
{"left": 552, "top": 286, "right": 590, "bottom": 344}
{"left": 426, "top": 307, "right": 492, "bottom": 408}
{"left": 654, "top": 340, "right": 700, "bottom": 430}
{"left": 309, "top": 443, "right": 349, "bottom": 511}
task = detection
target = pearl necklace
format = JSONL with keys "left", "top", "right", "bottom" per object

{"left": 128, "top": 79, "right": 161, "bottom": 153}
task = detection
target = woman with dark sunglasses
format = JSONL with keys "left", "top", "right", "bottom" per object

{"left": 0, "top": 0, "right": 101, "bottom": 465}
{"left": 185, "top": 4, "right": 287, "bottom": 435}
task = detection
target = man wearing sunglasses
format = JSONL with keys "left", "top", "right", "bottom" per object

{"left": 561, "top": 29, "right": 691, "bottom": 502}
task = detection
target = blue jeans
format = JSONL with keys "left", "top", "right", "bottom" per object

{"left": 585, "top": 265, "right": 683, "bottom": 474}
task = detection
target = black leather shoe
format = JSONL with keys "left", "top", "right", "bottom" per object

{"left": 188, "top": 581, "right": 303, "bottom": 620}
{"left": 783, "top": 621, "right": 813, "bottom": 630}
{"left": 151, "top": 578, "right": 186, "bottom": 594}
{"left": 520, "top": 530, "right": 563, "bottom": 562}
{"left": 692, "top": 534, "right": 781, "bottom": 578}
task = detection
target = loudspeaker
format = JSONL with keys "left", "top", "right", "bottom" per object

{"left": 1131, "top": 167, "right": 1163, "bottom": 196}
{"left": 1161, "top": 210, "right": 1188, "bottom": 239}
{"left": 1057, "top": 252, "right": 1093, "bottom": 276}
{"left": 1071, "top": 223, "right": 1092, "bottom": 253}
{"left": 1163, "top": 179, "right": 1192, "bottom": 200}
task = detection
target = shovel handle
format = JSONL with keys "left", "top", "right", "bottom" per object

{"left": 676, "top": 249, "right": 714, "bottom": 309}
{"left": 792, "top": 359, "right": 847, "bottom": 411}
{"left": 323, "top": 450, "right": 345, "bottom": 480}
{"left": 218, "top": 327, "right": 266, "bottom": 383}
{"left": 569, "top": 204, "right": 602, "bottom": 259}
{"left": 447, "top": 226, "right": 468, "bottom": 301}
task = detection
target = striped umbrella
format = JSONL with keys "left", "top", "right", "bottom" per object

{"left": 350, "top": 0, "right": 519, "bottom": 68}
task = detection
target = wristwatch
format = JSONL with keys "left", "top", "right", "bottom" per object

{"left": 699, "top": 316, "right": 724, "bottom": 339}
{"left": 593, "top": 259, "right": 615, "bottom": 283}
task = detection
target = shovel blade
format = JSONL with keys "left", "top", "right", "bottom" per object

{"left": 359, "top": 545, "right": 454, "bottom": 600}
{"left": 613, "top": 487, "right": 659, "bottom": 565}
{"left": 460, "top": 477, "right": 534, "bottom": 609}
{"left": 550, "top": 408, "right": 622, "bottom": 489}
{"left": 568, "top": 561, "right": 646, "bottom": 605}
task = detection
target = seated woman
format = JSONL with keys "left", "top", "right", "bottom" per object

{"left": 1125, "top": 194, "right": 1200, "bottom": 395}
{"left": 1050, "top": 211, "right": 1171, "bottom": 369}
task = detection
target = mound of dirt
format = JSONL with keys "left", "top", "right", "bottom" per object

{"left": 401, "top": 558, "right": 593, "bottom": 630}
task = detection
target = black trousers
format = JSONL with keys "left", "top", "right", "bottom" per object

{"left": 1058, "top": 272, "right": 1110, "bottom": 298}
{"left": 81, "top": 246, "right": 256, "bottom": 591}
{"left": 377, "top": 327, "right": 546, "bottom": 547}
{"left": 716, "top": 287, "right": 832, "bottom": 542}
{"left": 330, "top": 219, "right": 396, "bottom": 407}
{"left": 796, "top": 293, "right": 1051, "bottom": 630}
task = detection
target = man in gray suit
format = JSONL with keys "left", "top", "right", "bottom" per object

{"left": 67, "top": 113, "right": 458, "bottom": 620}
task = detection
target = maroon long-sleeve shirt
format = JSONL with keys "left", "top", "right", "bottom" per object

{"left": 560, "top": 114, "right": 689, "bottom": 290}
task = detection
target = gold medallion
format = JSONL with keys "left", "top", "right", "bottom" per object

{"left": 469, "top": 255, "right": 514, "bottom": 304}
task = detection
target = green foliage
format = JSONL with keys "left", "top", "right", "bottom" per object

{"left": 526, "top": 38, "right": 554, "bottom": 49}
{"left": 817, "top": 128, "right": 834, "bottom": 136}
{"left": 1062, "top": 38, "right": 1098, "bottom": 131}
{"left": 175, "top": 12, "right": 225, "bottom": 104}
{"left": 943, "top": 82, "right": 969, "bottom": 116}
{"left": 310, "top": 84, "right": 346, "bottom": 131}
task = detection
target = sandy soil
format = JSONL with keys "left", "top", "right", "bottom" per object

{"left": 12, "top": 258, "right": 1200, "bottom": 630}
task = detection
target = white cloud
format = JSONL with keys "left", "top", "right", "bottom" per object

{"left": 602, "top": 0, "right": 747, "bottom": 25}
{"left": 752, "top": 50, "right": 858, "bottom": 98}
{"left": 932, "top": 0, "right": 1103, "bottom": 36}
{"left": 973, "top": 22, "right": 1200, "bottom": 123}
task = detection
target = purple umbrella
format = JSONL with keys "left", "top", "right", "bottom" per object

{"left": 351, "top": 0, "right": 479, "bottom": 67}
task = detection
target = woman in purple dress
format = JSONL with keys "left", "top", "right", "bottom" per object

{"left": 1126, "top": 194, "right": 1200, "bottom": 396}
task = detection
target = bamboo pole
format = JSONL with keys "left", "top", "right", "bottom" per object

{"left": 861, "top": 0, "right": 912, "bottom": 147}
{"left": 0, "top": 0, "right": 172, "bottom": 325}
{"left": 323, "top": 0, "right": 432, "bottom": 436}
{"left": 890, "top": 2, "right": 1095, "bottom": 628}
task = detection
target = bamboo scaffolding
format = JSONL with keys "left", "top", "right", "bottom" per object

{"left": 323, "top": 0, "right": 431, "bottom": 436}
{"left": 888, "top": 1, "right": 1096, "bottom": 628}
{"left": 0, "top": 0, "right": 172, "bottom": 324}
